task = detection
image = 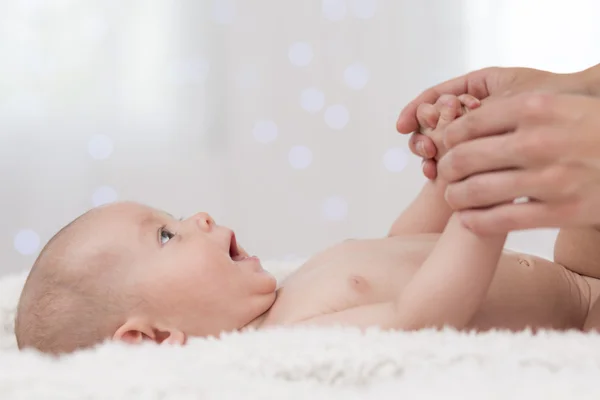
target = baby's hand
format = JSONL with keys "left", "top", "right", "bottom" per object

{"left": 416, "top": 94, "right": 480, "bottom": 161}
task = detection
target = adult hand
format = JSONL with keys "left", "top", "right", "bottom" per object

{"left": 437, "top": 92, "right": 600, "bottom": 235}
{"left": 400, "top": 66, "right": 593, "bottom": 179}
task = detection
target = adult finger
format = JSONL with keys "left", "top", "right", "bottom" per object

{"left": 408, "top": 133, "right": 437, "bottom": 159}
{"left": 444, "top": 92, "right": 564, "bottom": 149}
{"left": 437, "top": 133, "right": 523, "bottom": 182}
{"left": 441, "top": 124, "right": 570, "bottom": 183}
{"left": 444, "top": 169, "right": 548, "bottom": 210}
{"left": 442, "top": 96, "right": 528, "bottom": 149}
{"left": 457, "top": 201, "right": 568, "bottom": 235}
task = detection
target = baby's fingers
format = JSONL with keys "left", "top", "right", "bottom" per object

{"left": 458, "top": 94, "right": 481, "bottom": 115}
{"left": 422, "top": 159, "right": 438, "bottom": 180}
{"left": 416, "top": 103, "right": 440, "bottom": 133}
{"left": 409, "top": 132, "right": 437, "bottom": 159}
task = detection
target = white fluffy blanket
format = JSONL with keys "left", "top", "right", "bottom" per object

{"left": 2, "top": 260, "right": 600, "bottom": 399}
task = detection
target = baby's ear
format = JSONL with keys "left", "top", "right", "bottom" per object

{"left": 113, "top": 318, "right": 186, "bottom": 345}
{"left": 113, "top": 317, "right": 154, "bottom": 344}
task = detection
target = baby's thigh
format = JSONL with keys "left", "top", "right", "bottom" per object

{"left": 584, "top": 297, "right": 600, "bottom": 331}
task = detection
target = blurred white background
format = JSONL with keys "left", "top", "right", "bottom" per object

{"left": 1, "top": 0, "right": 599, "bottom": 276}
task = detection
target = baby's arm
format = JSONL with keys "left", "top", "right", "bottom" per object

{"left": 388, "top": 95, "right": 479, "bottom": 237}
{"left": 299, "top": 214, "right": 507, "bottom": 331}
{"left": 393, "top": 215, "right": 507, "bottom": 330}
{"left": 390, "top": 94, "right": 505, "bottom": 329}
{"left": 387, "top": 178, "right": 452, "bottom": 237}
{"left": 301, "top": 96, "right": 505, "bottom": 331}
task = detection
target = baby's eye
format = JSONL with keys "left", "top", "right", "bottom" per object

{"left": 159, "top": 228, "right": 175, "bottom": 245}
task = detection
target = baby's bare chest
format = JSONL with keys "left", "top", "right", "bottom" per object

{"left": 262, "top": 237, "right": 431, "bottom": 325}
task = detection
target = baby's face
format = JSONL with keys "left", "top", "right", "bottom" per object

{"left": 93, "top": 202, "right": 277, "bottom": 339}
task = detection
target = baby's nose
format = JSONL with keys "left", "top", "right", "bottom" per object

{"left": 192, "top": 212, "right": 215, "bottom": 231}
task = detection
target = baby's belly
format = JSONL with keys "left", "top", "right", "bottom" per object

{"left": 264, "top": 236, "right": 591, "bottom": 331}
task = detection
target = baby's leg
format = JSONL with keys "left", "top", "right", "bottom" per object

{"left": 585, "top": 298, "right": 600, "bottom": 331}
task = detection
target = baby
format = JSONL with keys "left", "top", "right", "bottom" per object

{"left": 15, "top": 94, "right": 600, "bottom": 354}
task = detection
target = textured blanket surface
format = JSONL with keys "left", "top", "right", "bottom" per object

{"left": 2, "top": 261, "right": 600, "bottom": 399}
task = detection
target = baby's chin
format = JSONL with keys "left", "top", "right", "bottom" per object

{"left": 234, "top": 255, "right": 264, "bottom": 271}
{"left": 233, "top": 256, "right": 277, "bottom": 290}
{"left": 258, "top": 268, "right": 279, "bottom": 293}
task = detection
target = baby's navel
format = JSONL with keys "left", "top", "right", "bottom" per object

{"left": 518, "top": 258, "right": 531, "bottom": 267}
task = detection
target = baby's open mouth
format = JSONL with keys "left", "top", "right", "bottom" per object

{"left": 228, "top": 232, "right": 246, "bottom": 261}
{"left": 228, "top": 231, "right": 261, "bottom": 267}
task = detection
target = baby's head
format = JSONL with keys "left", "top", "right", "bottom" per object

{"left": 15, "top": 202, "right": 277, "bottom": 354}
